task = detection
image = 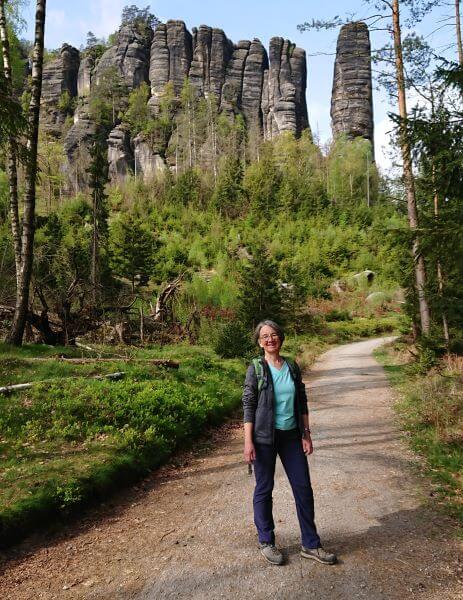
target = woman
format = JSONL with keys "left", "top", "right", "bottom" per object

{"left": 242, "top": 319, "right": 336, "bottom": 566}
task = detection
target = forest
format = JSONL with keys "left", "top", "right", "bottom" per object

{"left": 0, "top": 0, "right": 462, "bottom": 551}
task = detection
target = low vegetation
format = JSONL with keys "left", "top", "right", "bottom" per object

{"left": 376, "top": 341, "right": 463, "bottom": 524}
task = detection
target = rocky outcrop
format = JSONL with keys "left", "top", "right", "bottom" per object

{"left": 133, "top": 135, "right": 167, "bottom": 181}
{"left": 63, "top": 99, "right": 96, "bottom": 192}
{"left": 148, "top": 22, "right": 307, "bottom": 138}
{"left": 241, "top": 39, "right": 268, "bottom": 131}
{"left": 41, "top": 44, "right": 80, "bottom": 135}
{"left": 107, "top": 126, "right": 133, "bottom": 182}
{"left": 77, "top": 55, "right": 94, "bottom": 97}
{"left": 94, "top": 23, "right": 153, "bottom": 90}
{"left": 220, "top": 40, "right": 251, "bottom": 118}
{"left": 190, "top": 26, "right": 233, "bottom": 100}
{"left": 262, "top": 38, "right": 309, "bottom": 140}
{"left": 148, "top": 20, "right": 193, "bottom": 113}
{"left": 331, "top": 22, "right": 374, "bottom": 144}
{"left": 51, "top": 20, "right": 319, "bottom": 190}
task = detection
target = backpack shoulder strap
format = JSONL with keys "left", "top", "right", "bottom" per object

{"left": 252, "top": 357, "right": 265, "bottom": 392}
{"left": 283, "top": 356, "right": 297, "bottom": 376}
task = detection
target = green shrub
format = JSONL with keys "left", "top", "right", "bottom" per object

{"left": 214, "top": 320, "right": 254, "bottom": 358}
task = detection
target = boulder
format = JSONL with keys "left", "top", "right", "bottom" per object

{"left": 107, "top": 126, "right": 133, "bottom": 182}
{"left": 353, "top": 269, "right": 375, "bottom": 282}
{"left": 366, "top": 291, "right": 388, "bottom": 305}
{"left": 331, "top": 22, "right": 374, "bottom": 144}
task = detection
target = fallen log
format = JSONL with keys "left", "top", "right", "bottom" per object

{"left": 0, "top": 371, "right": 129, "bottom": 395}
{"left": 20, "top": 357, "right": 179, "bottom": 368}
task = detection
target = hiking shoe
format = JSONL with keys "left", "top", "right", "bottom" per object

{"left": 301, "top": 545, "right": 337, "bottom": 565}
{"left": 259, "top": 542, "right": 284, "bottom": 565}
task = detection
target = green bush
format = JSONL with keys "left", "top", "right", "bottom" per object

{"left": 214, "top": 320, "right": 254, "bottom": 358}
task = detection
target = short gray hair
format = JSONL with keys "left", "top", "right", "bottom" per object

{"left": 253, "top": 320, "right": 285, "bottom": 346}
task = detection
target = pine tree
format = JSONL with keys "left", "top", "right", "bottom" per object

{"left": 237, "top": 244, "right": 283, "bottom": 329}
{"left": 86, "top": 130, "right": 109, "bottom": 305}
{"left": 109, "top": 214, "right": 155, "bottom": 292}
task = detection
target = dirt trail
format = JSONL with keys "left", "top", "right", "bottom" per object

{"left": 1, "top": 338, "right": 462, "bottom": 599}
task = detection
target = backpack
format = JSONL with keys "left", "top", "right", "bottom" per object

{"left": 252, "top": 356, "right": 296, "bottom": 392}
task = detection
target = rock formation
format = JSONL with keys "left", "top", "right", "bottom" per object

{"left": 133, "top": 135, "right": 167, "bottom": 181}
{"left": 41, "top": 44, "right": 80, "bottom": 135}
{"left": 241, "top": 40, "right": 268, "bottom": 131}
{"left": 149, "top": 20, "right": 192, "bottom": 113}
{"left": 148, "top": 21, "right": 307, "bottom": 138}
{"left": 94, "top": 23, "right": 153, "bottom": 90}
{"left": 190, "top": 26, "right": 233, "bottom": 100}
{"left": 63, "top": 99, "right": 97, "bottom": 192}
{"left": 107, "top": 126, "right": 133, "bottom": 182}
{"left": 262, "top": 38, "right": 309, "bottom": 140}
{"left": 45, "top": 18, "right": 376, "bottom": 191}
{"left": 220, "top": 40, "right": 251, "bottom": 119}
{"left": 331, "top": 22, "right": 374, "bottom": 144}
{"left": 77, "top": 55, "right": 94, "bottom": 97}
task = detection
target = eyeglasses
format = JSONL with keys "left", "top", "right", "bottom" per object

{"left": 260, "top": 333, "right": 279, "bottom": 341}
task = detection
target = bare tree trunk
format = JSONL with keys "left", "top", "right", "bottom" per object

{"left": 6, "top": 0, "right": 46, "bottom": 346}
{"left": 91, "top": 189, "right": 99, "bottom": 306}
{"left": 456, "top": 0, "right": 463, "bottom": 66}
{"left": 432, "top": 167, "right": 450, "bottom": 348}
{"left": 0, "top": 0, "right": 22, "bottom": 287}
{"left": 392, "top": 0, "right": 431, "bottom": 336}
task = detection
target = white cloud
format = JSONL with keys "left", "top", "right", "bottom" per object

{"left": 374, "top": 116, "right": 395, "bottom": 173}
{"left": 78, "top": 0, "right": 126, "bottom": 40}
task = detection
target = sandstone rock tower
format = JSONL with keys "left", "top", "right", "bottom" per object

{"left": 331, "top": 22, "right": 374, "bottom": 145}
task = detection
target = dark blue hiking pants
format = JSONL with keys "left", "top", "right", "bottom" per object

{"left": 253, "top": 428, "right": 321, "bottom": 549}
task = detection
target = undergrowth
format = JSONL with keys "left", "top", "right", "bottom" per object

{"left": 376, "top": 341, "right": 463, "bottom": 526}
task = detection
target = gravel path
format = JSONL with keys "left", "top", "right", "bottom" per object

{"left": 1, "top": 337, "right": 462, "bottom": 599}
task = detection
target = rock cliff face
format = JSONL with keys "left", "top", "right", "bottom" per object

{"left": 149, "top": 20, "right": 192, "bottom": 112}
{"left": 107, "top": 126, "right": 133, "bottom": 182}
{"left": 94, "top": 23, "right": 153, "bottom": 90}
{"left": 41, "top": 44, "right": 80, "bottom": 135}
{"left": 47, "top": 18, "right": 373, "bottom": 190}
{"left": 148, "top": 20, "right": 307, "bottom": 138}
{"left": 331, "top": 22, "right": 374, "bottom": 144}
{"left": 63, "top": 99, "right": 97, "bottom": 192}
{"left": 77, "top": 55, "right": 94, "bottom": 97}
{"left": 262, "top": 38, "right": 309, "bottom": 139}
{"left": 133, "top": 135, "right": 167, "bottom": 181}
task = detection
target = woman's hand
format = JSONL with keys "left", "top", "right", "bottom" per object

{"left": 302, "top": 435, "right": 313, "bottom": 456}
{"left": 244, "top": 440, "right": 256, "bottom": 464}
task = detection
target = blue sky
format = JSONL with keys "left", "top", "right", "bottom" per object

{"left": 22, "top": 1, "right": 461, "bottom": 171}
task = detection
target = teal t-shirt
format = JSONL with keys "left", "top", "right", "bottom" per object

{"left": 268, "top": 361, "right": 297, "bottom": 430}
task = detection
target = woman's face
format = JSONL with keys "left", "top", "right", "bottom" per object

{"left": 258, "top": 325, "right": 282, "bottom": 353}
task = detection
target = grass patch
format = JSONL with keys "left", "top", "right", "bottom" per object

{"left": 376, "top": 342, "right": 463, "bottom": 525}
{"left": 0, "top": 344, "right": 244, "bottom": 547}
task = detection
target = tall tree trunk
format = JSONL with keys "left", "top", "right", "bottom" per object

{"left": 0, "top": 0, "right": 22, "bottom": 287}
{"left": 91, "top": 189, "right": 99, "bottom": 306}
{"left": 456, "top": 0, "right": 463, "bottom": 66}
{"left": 6, "top": 0, "right": 46, "bottom": 346}
{"left": 391, "top": 0, "right": 431, "bottom": 335}
{"left": 432, "top": 165, "right": 450, "bottom": 347}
